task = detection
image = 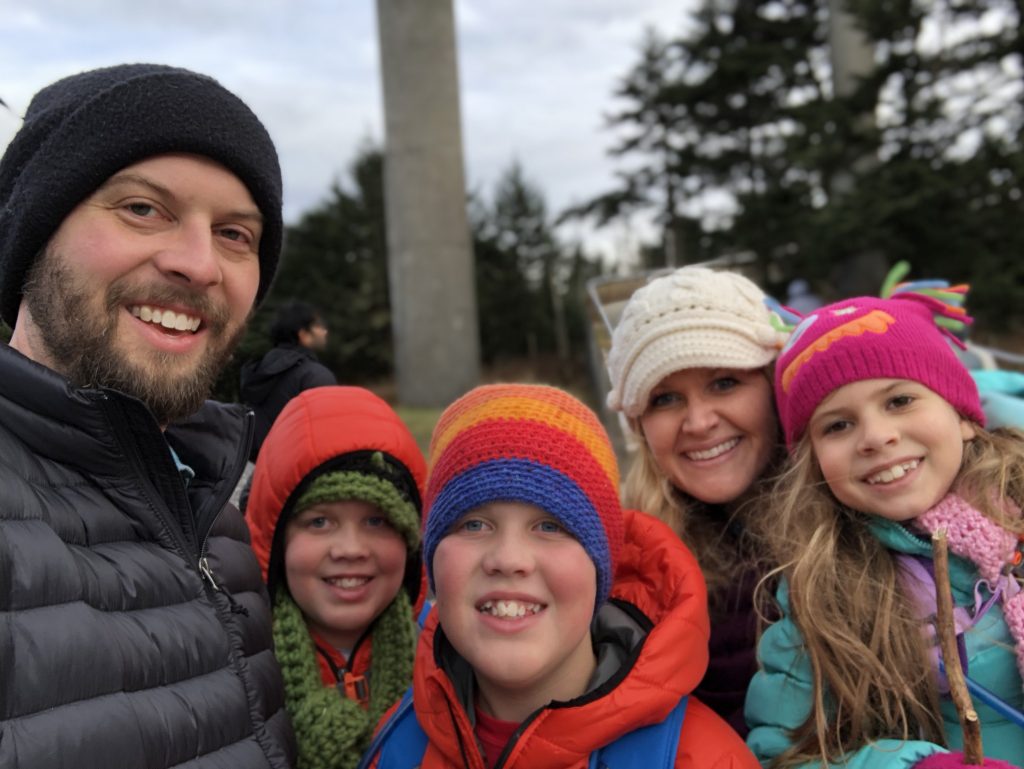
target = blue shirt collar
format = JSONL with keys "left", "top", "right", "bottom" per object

{"left": 167, "top": 444, "right": 196, "bottom": 487}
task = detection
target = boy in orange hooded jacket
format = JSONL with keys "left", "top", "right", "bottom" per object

{"left": 247, "top": 386, "right": 427, "bottom": 769}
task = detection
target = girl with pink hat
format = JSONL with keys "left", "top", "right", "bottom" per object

{"left": 747, "top": 276, "right": 1023, "bottom": 767}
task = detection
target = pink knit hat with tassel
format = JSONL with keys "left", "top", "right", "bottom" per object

{"left": 774, "top": 264, "right": 985, "bottom": 448}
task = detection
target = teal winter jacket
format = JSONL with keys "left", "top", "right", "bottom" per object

{"left": 745, "top": 517, "right": 1024, "bottom": 767}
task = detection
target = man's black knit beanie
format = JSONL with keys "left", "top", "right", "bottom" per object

{"left": 0, "top": 63, "right": 283, "bottom": 327}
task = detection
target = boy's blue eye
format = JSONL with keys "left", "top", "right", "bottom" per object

{"left": 366, "top": 515, "right": 387, "bottom": 528}
{"left": 460, "top": 519, "right": 485, "bottom": 532}
{"left": 537, "top": 519, "right": 566, "bottom": 534}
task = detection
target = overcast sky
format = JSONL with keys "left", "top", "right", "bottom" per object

{"left": 0, "top": 0, "right": 697, "bottom": 264}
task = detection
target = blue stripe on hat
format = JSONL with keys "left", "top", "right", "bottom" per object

{"left": 424, "top": 457, "right": 612, "bottom": 611}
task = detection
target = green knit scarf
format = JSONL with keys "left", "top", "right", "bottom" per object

{"left": 273, "top": 589, "right": 417, "bottom": 769}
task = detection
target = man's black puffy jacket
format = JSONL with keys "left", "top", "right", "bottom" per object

{"left": 0, "top": 342, "right": 296, "bottom": 768}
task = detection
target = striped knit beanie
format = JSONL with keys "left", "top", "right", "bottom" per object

{"left": 776, "top": 292, "right": 985, "bottom": 448}
{"left": 423, "top": 384, "right": 623, "bottom": 611}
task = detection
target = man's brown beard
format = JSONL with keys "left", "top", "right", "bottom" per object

{"left": 22, "top": 245, "right": 248, "bottom": 425}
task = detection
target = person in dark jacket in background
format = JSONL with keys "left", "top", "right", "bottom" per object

{"left": 241, "top": 300, "right": 337, "bottom": 462}
{"left": 0, "top": 64, "right": 295, "bottom": 768}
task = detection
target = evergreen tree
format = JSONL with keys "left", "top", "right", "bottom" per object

{"left": 473, "top": 161, "right": 602, "bottom": 374}
{"left": 213, "top": 144, "right": 392, "bottom": 401}
{"left": 575, "top": 2, "right": 832, "bottom": 284}
{"left": 471, "top": 193, "right": 537, "bottom": 363}
{"left": 581, "top": 0, "right": 1024, "bottom": 328}
{"left": 276, "top": 145, "right": 393, "bottom": 379}
{"left": 832, "top": 0, "right": 1024, "bottom": 324}
{"left": 474, "top": 161, "right": 560, "bottom": 363}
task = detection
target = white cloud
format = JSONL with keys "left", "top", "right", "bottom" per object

{"left": 0, "top": 0, "right": 691, "bottom": 261}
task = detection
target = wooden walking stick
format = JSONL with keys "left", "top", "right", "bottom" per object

{"left": 932, "top": 528, "right": 984, "bottom": 764}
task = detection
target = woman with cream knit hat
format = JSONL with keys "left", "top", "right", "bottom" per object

{"left": 605, "top": 266, "right": 789, "bottom": 736}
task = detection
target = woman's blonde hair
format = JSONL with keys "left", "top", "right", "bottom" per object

{"left": 622, "top": 420, "right": 782, "bottom": 607}
{"left": 761, "top": 425, "right": 1024, "bottom": 767}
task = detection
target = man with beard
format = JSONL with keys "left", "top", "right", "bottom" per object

{"left": 0, "top": 64, "right": 296, "bottom": 769}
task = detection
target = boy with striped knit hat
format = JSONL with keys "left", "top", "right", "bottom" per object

{"left": 362, "top": 384, "right": 758, "bottom": 769}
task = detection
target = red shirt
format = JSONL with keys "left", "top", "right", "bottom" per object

{"left": 474, "top": 707, "right": 519, "bottom": 769}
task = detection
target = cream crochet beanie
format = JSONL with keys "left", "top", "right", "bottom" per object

{"left": 606, "top": 266, "right": 787, "bottom": 418}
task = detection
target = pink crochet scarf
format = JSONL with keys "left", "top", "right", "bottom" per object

{"left": 911, "top": 493, "right": 1024, "bottom": 685}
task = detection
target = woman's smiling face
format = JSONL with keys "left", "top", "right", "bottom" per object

{"left": 639, "top": 367, "right": 778, "bottom": 504}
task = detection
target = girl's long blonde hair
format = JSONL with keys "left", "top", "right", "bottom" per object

{"left": 762, "top": 425, "right": 1024, "bottom": 767}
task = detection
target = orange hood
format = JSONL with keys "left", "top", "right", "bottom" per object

{"left": 245, "top": 385, "right": 427, "bottom": 604}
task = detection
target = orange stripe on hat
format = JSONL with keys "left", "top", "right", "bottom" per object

{"left": 429, "top": 387, "right": 618, "bottom": 490}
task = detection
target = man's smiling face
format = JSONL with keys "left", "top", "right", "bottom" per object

{"left": 13, "top": 153, "right": 262, "bottom": 425}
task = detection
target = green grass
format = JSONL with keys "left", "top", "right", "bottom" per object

{"left": 395, "top": 405, "right": 444, "bottom": 456}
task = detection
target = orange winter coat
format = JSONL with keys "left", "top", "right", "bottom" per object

{"left": 245, "top": 385, "right": 428, "bottom": 688}
{"left": 380, "top": 508, "right": 759, "bottom": 769}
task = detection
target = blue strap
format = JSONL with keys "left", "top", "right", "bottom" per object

{"left": 416, "top": 599, "right": 432, "bottom": 629}
{"left": 166, "top": 444, "right": 195, "bottom": 486}
{"left": 588, "top": 695, "right": 688, "bottom": 769}
{"left": 360, "top": 689, "right": 688, "bottom": 769}
{"left": 355, "top": 687, "right": 424, "bottom": 769}
{"left": 938, "top": 660, "right": 1024, "bottom": 731}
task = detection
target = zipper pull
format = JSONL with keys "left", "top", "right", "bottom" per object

{"left": 343, "top": 672, "right": 370, "bottom": 707}
{"left": 199, "top": 556, "right": 250, "bottom": 616}
{"left": 199, "top": 556, "right": 220, "bottom": 591}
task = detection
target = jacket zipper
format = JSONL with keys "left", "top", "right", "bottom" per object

{"left": 195, "top": 409, "right": 254, "bottom": 605}
{"left": 491, "top": 710, "right": 541, "bottom": 769}
{"left": 100, "top": 393, "right": 196, "bottom": 565}
{"left": 317, "top": 625, "right": 373, "bottom": 704}
{"left": 199, "top": 555, "right": 249, "bottom": 615}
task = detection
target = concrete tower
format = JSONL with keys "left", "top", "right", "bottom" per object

{"left": 376, "top": 0, "right": 481, "bottom": 406}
